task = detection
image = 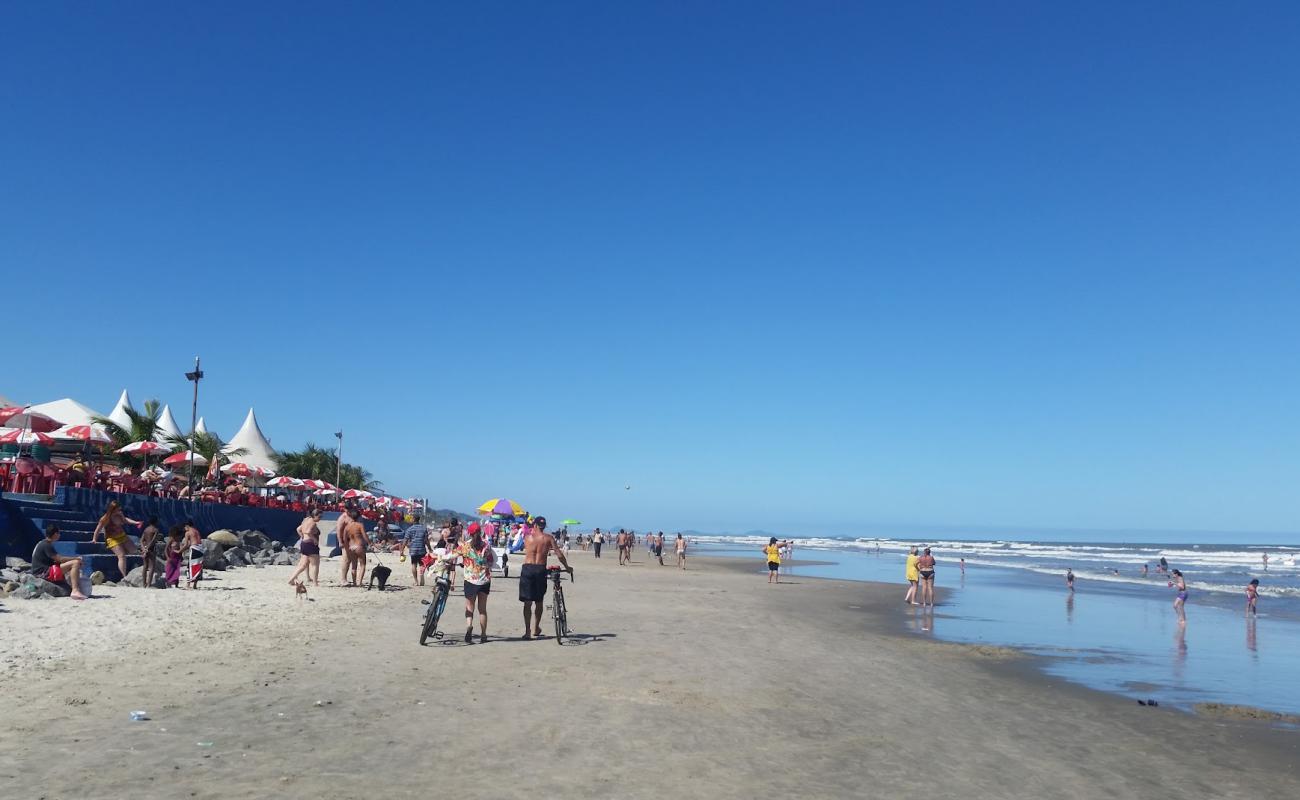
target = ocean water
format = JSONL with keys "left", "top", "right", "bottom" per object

{"left": 693, "top": 534, "right": 1300, "bottom": 716}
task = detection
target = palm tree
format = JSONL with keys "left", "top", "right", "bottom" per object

{"left": 274, "top": 443, "right": 382, "bottom": 491}
{"left": 93, "top": 399, "right": 165, "bottom": 467}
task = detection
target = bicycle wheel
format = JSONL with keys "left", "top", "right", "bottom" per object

{"left": 553, "top": 590, "right": 567, "bottom": 643}
{"left": 419, "top": 595, "right": 439, "bottom": 645}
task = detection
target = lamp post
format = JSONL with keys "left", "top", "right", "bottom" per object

{"left": 185, "top": 357, "right": 204, "bottom": 495}
{"left": 334, "top": 429, "right": 343, "bottom": 489}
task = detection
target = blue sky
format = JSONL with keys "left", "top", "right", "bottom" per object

{"left": 3, "top": 2, "right": 1298, "bottom": 536}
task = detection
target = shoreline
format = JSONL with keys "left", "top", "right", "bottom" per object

{"left": 2, "top": 549, "right": 1297, "bottom": 798}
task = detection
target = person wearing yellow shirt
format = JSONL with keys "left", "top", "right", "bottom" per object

{"left": 762, "top": 536, "right": 783, "bottom": 584}
{"left": 904, "top": 545, "right": 920, "bottom": 605}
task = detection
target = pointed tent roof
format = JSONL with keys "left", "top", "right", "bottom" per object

{"left": 223, "top": 408, "right": 276, "bottom": 471}
{"left": 155, "top": 404, "right": 184, "bottom": 442}
{"left": 26, "top": 398, "right": 104, "bottom": 428}
{"left": 195, "top": 416, "right": 211, "bottom": 436}
{"left": 107, "top": 390, "right": 134, "bottom": 430}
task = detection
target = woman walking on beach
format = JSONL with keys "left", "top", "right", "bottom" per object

{"left": 1170, "top": 569, "right": 1188, "bottom": 622}
{"left": 289, "top": 509, "right": 322, "bottom": 587}
{"left": 763, "top": 537, "right": 782, "bottom": 584}
{"left": 456, "top": 522, "right": 497, "bottom": 644}
{"left": 904, "top": 546, "right": 920, "bottom": 605}
{"left": 917, "top": 547, "right": 937, "bottom": 606}
{"left": 91, "top": 500, "right": 143, "bottom": 581}
{"left": 675, "top": 533, "right": 687, "bottom": 569}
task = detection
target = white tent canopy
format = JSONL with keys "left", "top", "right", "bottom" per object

{"left": 154, "top": 404, "right": 184, "bottom": 442}
{"left": 195, "top": 416, "right": 212, "bottom": 437}
{"left": 107, "top": 389, "right": 134, "bottom": 430}
{"left": 25, "top": 398, "right": 103, "bottom": 428}
{"left": 223, "top": 408, "right": 277, "bottom": 471}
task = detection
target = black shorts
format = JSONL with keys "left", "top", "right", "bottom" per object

{"left": 519, "top": 564, "right": 549, "bottom": 602}
{"left": 768, "top": 561, "right": 780, "bottom": 572}
{"left": 465, "top": 581, "right": 490, "bottom": 598}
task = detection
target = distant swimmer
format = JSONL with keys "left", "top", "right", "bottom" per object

{"left": 1142, "top": 564, "right": 1148, "bottom": 577}
{"left": 1158, "top": 556, "right": 1169, "bottom": 573}
{"left": 1262, "top": 553, "right": 1269, "bottom": 571}
{"left": 959, "top": 558, "right": 965, "bottom": 574}
{"left": 1066, "top": 568, "right": 1075, "bottom": 593}
{"left": 1246, "top": 579, "right": 1260, "bottom": 616}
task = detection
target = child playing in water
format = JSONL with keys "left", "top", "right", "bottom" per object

{"left": 1246, "top": 579, "right": 1259, "bottom": 616}
{"left": 1169, "top": 569, "right": 1187, "bottom": 621}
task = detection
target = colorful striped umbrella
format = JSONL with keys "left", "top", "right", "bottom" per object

{"left": 477, "top": 498, "right": 525, "bottom": 516}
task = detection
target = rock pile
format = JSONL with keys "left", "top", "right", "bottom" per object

{"left": 202, "top": 529, "right": 300, "bottom": 571}
{"left": 1, "top": 529, "right": 299, "bottom": 599}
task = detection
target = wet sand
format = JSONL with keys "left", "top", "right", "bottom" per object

{"left": 1, "top": 551, "right": 1297, "bottom": 799}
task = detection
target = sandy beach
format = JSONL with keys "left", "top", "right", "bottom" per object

{"left": 2, "top": 549, "right": 1297, "bottom": 799}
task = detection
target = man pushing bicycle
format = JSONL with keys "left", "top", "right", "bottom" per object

{"left": 518, "top": 516, "right": 572, "bottom": 640}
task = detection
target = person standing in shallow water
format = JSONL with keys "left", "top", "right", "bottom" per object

{"left": 1066, "top": 568, "right": 1075, "bottom": 593}
{"left": 1170, "top": 569, "right": 1188, "bottom": 623}
{"left": 904, "top": 546, "right": 919, "bottom": 604}
{"left": 1246, "top": 579, "right": 1260, "bottom": 616}
{"left": 763, "top": 537, "right": 782, "bottom": 584}
{"left": 916, "top": 547, "right": 936, "bottom": 606}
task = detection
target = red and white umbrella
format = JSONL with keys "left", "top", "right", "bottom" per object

{"left": 266, "top": 476, "right": 304, "bottom": 488}
{"left": 298, "top": 479, "right": 328, "bottom": 490}
{"left": 117, "top": 441, "right": 172, "bottom": 455}
{"left": 51, "top": 424, "right": 114, "bottom": 445}
{"left": 221, "top": 462, "right": 275, "bottom": 478}
{"left": 163, "top": 450, "right": 209, "bottom": 466}
{"left": 0, "top": 428, "right": 55, "bottom": 445}
{"left": 0, "top": 407, "right": 61, "bottom": 433}
{"left": 391, "top": 498, "right": 410, "bottom": 507}
{"left": 340, "top": 488, "right": 374, "bottom": 499}
{"left": 313, "top": 488, "right": 338, "bottom": 496}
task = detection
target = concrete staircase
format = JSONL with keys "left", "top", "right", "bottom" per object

{"left": 3, "top": 493, "right": 143, "bottom": 581}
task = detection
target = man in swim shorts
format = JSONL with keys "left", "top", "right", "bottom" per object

{"left": 518, "top": 516, "right": 572, "bottom": 639}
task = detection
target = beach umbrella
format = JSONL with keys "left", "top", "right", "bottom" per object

{"left": 163, "top": 450, "right": 209, "bottom": 466}
{"left": 341, "top": 488, "right": 374, "bottom": 499}
{"left": 313, "top": 488, "right": 337, "bottom": 496}
{"left": 265, "top": 476, "right": 305, "bottom": 488}
{"left": 477, "top": 498, "right": 525, "bottom": 516}
{"left": 0, "top": 407, "right": 61, "bottom": 432}
{"left": 117, "top": 441, "right": 171, "bottom": 455}
{"left": 562, "top": 519, "right": 581, "bottom": 526}
{"left": 50, "top": 424, "right": 113, "bottom": 446}
{"left": 0, "top": 428, "right": 55, "bottom": 445}
{"left": 221, "top": 462, "right": 275, "bottom": 478}
{"left": 391, "top": 498, "right": 409, "bottom": 507}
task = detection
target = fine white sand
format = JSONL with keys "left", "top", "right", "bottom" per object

{"left": 1, "top": 552, "right": 1297, "bottom": 799}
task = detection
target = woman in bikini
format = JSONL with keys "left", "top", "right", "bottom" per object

{"left": 1170, "top": 569, "right": 1188, "bottom": 622}
{"left": 675, "top": 533, "right": 687, "bottom": 569}
{"left": 91, "top": 500, "right": 143, "bottom": 581}
{"left": 917, "top": 547, "right": 937, "bottom": 606}
{"left": 288, "top": 509, "right": 323, "bottom": 587}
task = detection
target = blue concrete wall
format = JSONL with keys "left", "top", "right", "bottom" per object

{"left": 0, "top": 496, "right": 40, "bottom": 559}
{"left": 55, "top": 487, "right": 306, "bottom": 545}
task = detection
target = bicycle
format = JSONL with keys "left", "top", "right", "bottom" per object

{"left": 419, "top": 556, "right": 458, "bottom": 646}
{"left": 548, "top": 565, "right": 574, "bottom": 644}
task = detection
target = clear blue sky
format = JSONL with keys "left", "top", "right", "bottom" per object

{"left": 3, "top": 2, "right": 1298, "bottom": 536}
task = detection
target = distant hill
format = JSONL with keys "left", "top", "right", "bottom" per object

{"left": 424, "top": 508, "right": 477, "bottom": 524}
